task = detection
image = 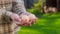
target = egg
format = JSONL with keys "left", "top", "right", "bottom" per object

{"left": 28, "top": 14, "right": 36, "bottom": 20}
{"left": 20, "top": 15, "right": 29, "bottom": 23}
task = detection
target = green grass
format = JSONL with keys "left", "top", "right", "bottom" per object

{"left": 18, "top": 13, "right": 60, "bottom": 34}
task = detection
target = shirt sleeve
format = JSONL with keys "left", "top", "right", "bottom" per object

{"left": 0, "top": 9, "right": 13, "bottom": 17}
{"left": 12, "top": 0, "right": 27, "bottom": 15}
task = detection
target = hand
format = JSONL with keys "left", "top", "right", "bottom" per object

{"left": 18, "top": 13, "right": 37, "bottom": 26}
{"left": 10, "top": 13, "right": 21, "bottom": 22}
{"left": 28, "top": 14, "right": 37, "bottom": 25}
{"left": 17, "top": 14, "right": 29, "bottom": 26}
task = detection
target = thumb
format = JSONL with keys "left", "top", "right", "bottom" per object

{"left": 15, "top": 17, "right": 21, "bottom": 22}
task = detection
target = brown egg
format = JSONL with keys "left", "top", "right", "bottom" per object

{"left": 20, "top": 15, "right": 29, "bottom": 23}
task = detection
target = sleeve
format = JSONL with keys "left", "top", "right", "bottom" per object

{"left": 0, "top": 9, "right": 13, "bottom": 17}
{"left": 12, "top": 0, "right": 27, "bottom": 15}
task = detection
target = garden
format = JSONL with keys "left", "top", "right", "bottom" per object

{"left": 18, "top": 0, "right": 60, "bottom": 34}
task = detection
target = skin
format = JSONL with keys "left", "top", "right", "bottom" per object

{"left": 14, "top": 14, "right": 37, "bottom": 26}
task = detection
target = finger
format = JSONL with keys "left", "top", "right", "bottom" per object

{"left": 33, "top": 19, "right": 36, "bottom": 22}
{"left": 16, "top": 24, "right": 22, "bottom": 26}
{"left": 36, "top": 18, "right": 38, "bottom": 21}
{"left": 16, "top": 19, "right": 21, "bottom": 22}
{"left": 28, "top": 20, "right": 32, "bottom": 26}
{"left": 20, "top": 20, "right": 28, "bottom": 26}
{"left": 22, "top": 21, "right": 32, "bottom": 26}
{"left": 23, "top": 23, "right": 28, "bottom": 26}
{"left": 31, "top": 19, "right": 36, "bottom": 24}
{"left": 32, "top": 18, "right": 38, "bottom": 23}
{"left": 28, "top": 22, "right": 32, "bottom": 26}
{"left": 15, "top": 17, "right": 21, "bottom": 22}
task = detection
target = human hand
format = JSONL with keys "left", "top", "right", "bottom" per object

{"left": 10, "top": 13, "right": 21, "bottom": 23}
{"left": 17, "top": 13, "right": 37, "bottom": 26}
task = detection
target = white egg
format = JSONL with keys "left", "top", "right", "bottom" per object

{"left": 28, "top": 14, "right": 35, "bottom": 20}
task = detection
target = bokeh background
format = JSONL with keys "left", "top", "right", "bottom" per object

{"left": 18, "top": 0, "right": 60, "bottom": 34}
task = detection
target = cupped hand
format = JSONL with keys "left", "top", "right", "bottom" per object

{"left": 10, "top": 13, "right": 21, "bottom": 23}
{"left": 18, "top": 13, "right": 37, "bottom": 26}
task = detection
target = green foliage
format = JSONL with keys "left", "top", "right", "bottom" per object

{"left": 27, "top": 8, "right": 43, "bottom": 18}
{"left": 27, "top": 0, "right": 42, "bottom": 17}
{"left": 34, "top": 0, "right": 42, "bottom": 10}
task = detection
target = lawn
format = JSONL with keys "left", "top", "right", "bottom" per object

{"left": 18, "top": 13, "right": 60, "bottom": 34}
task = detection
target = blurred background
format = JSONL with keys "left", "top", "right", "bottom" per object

{"left": 18, "top": 0, "right": 60, "bottom": 34}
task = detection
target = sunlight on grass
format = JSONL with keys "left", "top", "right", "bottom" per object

{"left": 53, "top": 19, "right": 60, "bottom": 26}
{"left": 37, "top": 19, "right": 47, "bottom": 25}
{"left": 18, "top": 29, "right": 44, "bottom": 34}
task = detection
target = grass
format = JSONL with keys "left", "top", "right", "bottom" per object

{"left": 18, "top": 12, "right": 60, "bottom": 34}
